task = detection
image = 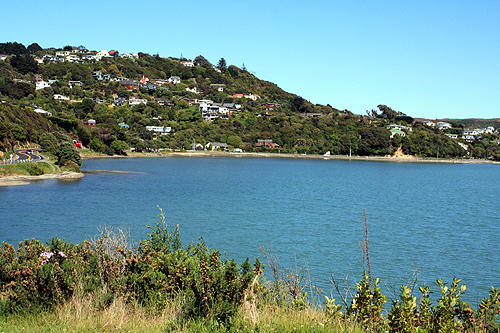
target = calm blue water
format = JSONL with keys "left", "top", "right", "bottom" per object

{"left": 1, "top": 156, "right": 499, "bottom": 304}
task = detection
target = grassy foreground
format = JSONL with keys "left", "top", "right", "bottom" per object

{"left": 1, "top": 212, "right": 499, "bottom": 333}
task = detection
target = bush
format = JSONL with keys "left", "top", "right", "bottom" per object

{"left": 0, "top": 209, "right": 262, "bottom": 323}
{"left": 26, "top": 162, "right": 44, "bottom": 176}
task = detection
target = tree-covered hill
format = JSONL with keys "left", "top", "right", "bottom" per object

{"left": 0, "top": 102, "right": 50, "bottom": 151}
{"left": 1, "top": 41, "right": 499, "bottom": 161}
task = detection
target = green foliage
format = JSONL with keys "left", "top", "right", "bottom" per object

{"left": 25, "top": 162, "right": 44, "bottom": 176}
{"left": 0, "top": 103, "right": 50, "bottom": 151}
{"left": 0, "top": 80, "right": 35, "bottom": 100}
{"left": 54, "top": 142, "right": 82, "bottom": 166}
{"left": 0, "top": 208, "right": 262, "bottom": 324}
{"left": 347, "top": 271, "right": 387, "bottom": 326}
{"left": 10, "top": 54, "right": 39, "bottom": 75}
{"left": 0, "top": 42, "right": 28, "bottom": 55}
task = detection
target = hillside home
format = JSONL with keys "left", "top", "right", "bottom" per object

{"left": 145, "top": 126, "right": 171, "bottom": 135}
{"left": 122, "top": 80, "right": 139, "bottom": 91}
{"left": 463, "top": 135, "right": 475, "bottom": 142}
{"left": 205, "top": 142, "right": 228, "bottom": 151}
{"left": 55, "top": 51, "right": 71, "bottom": 57}
{"left": 262, "top": 103, "right": 280, "bottom": 110}
{"left": 199, "top": 102, "right": 231, "bottom": 121}
{"left": 53, "top": 94, "right": 70, "bottom": 101}
{"left": 256, "top": 140, "right": 279, "bottom": 149}
{"left": 35, "top": 81, "right": 51, "bottom": 90}
{"left": 463, "top": 129, "right": 478, "bottom": 136}
{"left": 154, "top": 98, "right": 173, "bottom": 107}
{"left": 93, "top": 71, "right": 111, "bottom": 81}
{"left": 128, "top": 96, "right": 147, "bottom": 106}
{"left": 245, "top": 93, "right": 260, "bottom": 101}
{"left": 185, "top": 86, "right": 202, "bottom": 94}
{"left": 120, "top": 53, "right": 138, "bottom": 60}
{"left": 84, "top": 119, "right": 96, "bottom": 127}
{"left": 181, "top": 60, "right": 194, "bottom": 67}
{"left": 210, "top": 84, "right": 226, "bottom": 92}
{"left": 437, "top": 122, "right": 452, "bottom": 130}
{"left": 168, "top": 76, "right": 181, "bottom": 84}
{"left": 113, "top": 97, "right": 127, "bottom": 106}
{"left": 298, "top": 113, "right": 323, "bottom": 118}
{"left": 390, "top": 129, "right": 405, "bottom": 138}
{"left": 387, "top": 124, "right": 412, "bottom": 131}
{"left": 34, "top": 108, "right": 52, "bottom": 116}
{"left": 109, "top": 50, "right": 119, "bottom": 57}
{"left": 69, "top": 81, "right": 83, "bottom": 88}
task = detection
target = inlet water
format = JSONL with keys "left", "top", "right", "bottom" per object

{"left": 1, "top": 156, "right": 498, "bottom": 304}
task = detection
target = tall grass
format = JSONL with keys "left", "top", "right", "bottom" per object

{"left": 0, "top": 162, "right": 53, "bottom": 176}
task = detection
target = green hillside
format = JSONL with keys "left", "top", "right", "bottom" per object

{"left": 1, "top": 41, "right": 499, "bottom": 161}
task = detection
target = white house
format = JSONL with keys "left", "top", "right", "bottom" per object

{"left": 181, "top": 60, "right": 194, "bottom": 67}
{"left": 390, "top": 129, "right": 405, "bottom": 138}
{"left": 168, "top": 76, "right": 181, "bottom": 84}
{"left": 53, "top": 94, "right": 70, "bottom": 101}
{"left": 55, "top": 51, "right": 71, "bottom": 57}
{"left": 35, "top": 81, "right": 51, "bottom": 90}
{"left": 34, "top": 108, "right": 52, "bottom": 116}
{"left": 437, "top": 122, "right": 452, "bottom": 130}
{"left": 129, "top": 96, "right": 147, "bottom": 106}
{"left": 387, "top": 124, "right": 412, "bottom": 131}
{"left": 199, "top": 102, "right": 230, "bottom": 121}
{"left": 146, "top": 126, "right": 171, "bottom": 135}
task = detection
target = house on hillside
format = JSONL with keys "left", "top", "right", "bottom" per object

{"left": 210, "top": 84, "right": 226, "bottom": 92}
{"left": 298, "top": 113, "right": 323, "bottom": 118}
{"left": 84, "top": 119, "right": 96, "bottom": 128}
{"left": 146, "top": 126, "right": 171, "bottom": 135}
{"left": 129, "top": 96, "right": 147, "bottom": 106}
{"left": 53, "top": 94, "right": 70, "bottom": 101}
{"left": 262, "top": 103, "right": 280, "bottom": 110}
{"left": 390, "top": 129, "right": 405, "bottom": 138}
{"left": 168, "top": 76, "right": 181, "bottom": 84}
{"left": 181, "top": 60, "right": 194, "bottom": 67}
{"left": 69, "top": 81, "right": 83, "bottom": 88}
{"left": 109, "top": 50, "right": 119, "bottom": 57}
{"left": 205, "top": 142, "right": 228, "bottom": 151}
{"left": 55, "top": 51, "right": 71, "bottom": 57}
{"left": 122, "top": 80, "right": 139, "bottom": 91}
{"left": 36, "top": 81, "right": 51, "bottom": 90}
{"left": 256, "top": 140, "right": 279, "bottom": 149}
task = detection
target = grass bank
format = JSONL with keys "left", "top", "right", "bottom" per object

{"left": 0, "top": 161, "right": 53, "bottom": 177}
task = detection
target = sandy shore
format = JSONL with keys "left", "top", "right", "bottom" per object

{"left": 0, "top": 172, "right": 84, "bottom": 187}
{"left": 82, "top": 150, "right": 499, "bottom": 164}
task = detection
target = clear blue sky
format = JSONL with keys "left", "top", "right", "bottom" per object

{"left": 2, "top": 0, "right": 499, "bottom": 119}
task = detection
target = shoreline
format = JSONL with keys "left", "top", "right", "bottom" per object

{"left": 1, "top": 151, "right": 496, "bottom": 187}
{"left": 82, "top": 150, "right": 499, "bottom": 164}
{"left": 0, "top": 172, "right": 84, "bottom": 187}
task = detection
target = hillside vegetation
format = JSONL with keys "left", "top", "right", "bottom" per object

{"left": 1, "top": 41, "right": 500, "bottom": 162}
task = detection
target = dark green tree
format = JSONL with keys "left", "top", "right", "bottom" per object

{"left": 217, "top": 58, "right": 227, "bottom": 71}
{"left": 10, "top": 54, "right": 39, "bottom": 75}
{"left": 27, "top": 43, "right": 42, "bottom": 54}
{"left": 54, "top": 142, "right": 82, "bottom": 166}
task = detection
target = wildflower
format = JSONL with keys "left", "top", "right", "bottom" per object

{"left": 40, "top": 251, "right": 54, "bottom": 259}
{"left": 58, "top": 251, "right": 67, "bottom": 257}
